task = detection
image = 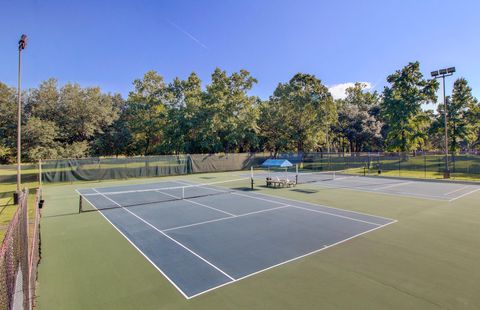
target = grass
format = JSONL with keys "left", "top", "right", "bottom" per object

{"left": 0, "top": 179, "right": 40, "bottom": 240}
{"left": 35, "top": 172, "right": 480, "bottom": 309}
{"left": 304, "top": 154, "right": 480, "bottom": 182}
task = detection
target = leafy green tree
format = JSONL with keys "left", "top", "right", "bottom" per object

{"left": 258, "top": 100, "right": 291, "bottom": 156}
{"left": 26, "top": 79, "right": 120, "bottom": 151}
{"left": 0, "top": 82, "right": 18, "bottom": 162}
{"left": 162, "top": 73, "right": 204, "bottom": 154}
{"left": 334, "top": 83, "right": 383, "bottom": 152}
{"left": 430, "top": 79, "right": 478, "bottom": 152}
{"left": 381, "top": 62, "right": 438, "bottom": 151}
{"left": 448, "top": 78, "right": 477, "bottom": 151}
{"left": 268, "top": 73, "right": 336, "bottom": 153}
{"left": 23, "top": 117, "right": 61, "bottom": 160}
{"left": 91, "top": 95, "right": 131, "bottom": 156}
{"left": 125, "top": 71, "right": 168, "bottom": 155}
{"left": 204, "top": 68, "right": 259, "bottom": 153}
{"left": 467, "top": 98, "right": 480, "bottom": 149}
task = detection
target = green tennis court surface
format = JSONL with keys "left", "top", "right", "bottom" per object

{"left": 37, "top": 172, "right": 480, "bottom": 309}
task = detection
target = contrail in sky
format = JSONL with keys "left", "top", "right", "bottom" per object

{"left": 167, "top": 20, "right": 208, "bottom": 50}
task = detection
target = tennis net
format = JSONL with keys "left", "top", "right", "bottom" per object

{"left": 78, "top": 178, "right": 252, "bottom": 212}
{"left": 295, "top": 170, "right": 352, "bottom": 184}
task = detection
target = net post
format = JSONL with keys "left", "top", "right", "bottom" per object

{"left": 295, "top": 164, "right": 299, "bottom": 184}
{"left": 182, "top": 187, "right": 185, "bottom": 199}
{"left": 79, "top": 195, "right": 82, "bottom": 213}
{"left": 250, "top": 166, "right": 254, "bottom": 190}
{"left": 39, "top": 159, "right": 43, "bottom": 199}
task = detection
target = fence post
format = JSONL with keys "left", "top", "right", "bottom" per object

{"left": 424, "top": 152, "right": 427, "bottom": 179}
{"left": 398, "top": 152, "right": 401, "bottom": 176}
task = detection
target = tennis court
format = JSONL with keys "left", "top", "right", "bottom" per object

{"left": 77, "top": 179, "right": 396, "bottom": 299}
{"left": 248, "top": 170, "right": 480, "bottom": 201}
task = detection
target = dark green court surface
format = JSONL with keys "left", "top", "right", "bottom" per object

{"left": 37, "top": 172, "right": 480, "bottom": 310}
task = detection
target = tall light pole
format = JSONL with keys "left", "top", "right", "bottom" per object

{"left": 16, "top": 34, "right": 27, "bottom": 198}
{"left": 431, "top": 67, "right": 455, "bottom": 179}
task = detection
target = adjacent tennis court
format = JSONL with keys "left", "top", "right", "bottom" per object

{"left": 248, "top": 170, "right": 480, "bottom": 201}
{"left": 77, "top": 179, "right": 396, "bottom": 298}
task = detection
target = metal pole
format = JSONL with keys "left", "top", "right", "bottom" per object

{"left": 17, "top": 45, "right": 22, "bottom": 192}
{"left": 39, "top": 159, "right": 43, "bottom": 192}
{"left": 443, "top": 76, "right": 450, "bottom": 178}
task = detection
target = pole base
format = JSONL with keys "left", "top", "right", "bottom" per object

{"left": 443, "top": 171, "right": 451, "bottom": 179}
{"left": 13, "top": 192, "right": 19, "bottom": 204}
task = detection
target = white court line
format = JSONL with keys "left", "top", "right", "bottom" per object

{"left": 92, "top": 189, "right": 236, "bottom": 282}
{"left": 448, "top": 187, "right": 480, "bottom": 202}
{"left": 187, "top": 219, "right": 398, "bottom": 299}
{"left": 79, "top": 182, "right": 398, "bottom": 299}
{"left": 373, "top": 181, "right": 413, "bottom": 190}
{"left": 162, "top": 205, "right": 290, "bottom": 232}
{"left": 155, "top": 188, "right": 237, "bottom": 217}
{"left": 81, "top": 178, "right": 249, "bottom": 196}
{"left": 79, "top": 192, "right": 190, "bottom": 299}
{"left": 308, "top": 182, "right": 448, "bottom": 201}
{"left": 175, "top": 180, "right": 397, "bottom": 222}
{"left": 443, "top": 185, "right": 470, "bottom": 196}
{"left": 232, "top": 192, "right": 382, "bottom": 227}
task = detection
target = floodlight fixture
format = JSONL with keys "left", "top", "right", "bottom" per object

{"left": 431, "top": 71, "right": 439, "bottom": 77}
{"left": 19, "top": 34, "right": 27, "bottom": 50}
{"left": 439, "top": 68, "right": 447, "bottom": 75}
{"left": 447, "top": 67, "right": 456, "bottom": 74}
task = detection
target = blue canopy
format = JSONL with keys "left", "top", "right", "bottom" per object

{"left": 261, "top": 159, "right": 293, "bottom": 168}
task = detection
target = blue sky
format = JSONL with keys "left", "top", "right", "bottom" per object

{"left": 1, "top": 0, "right": 479, "bottom": 105}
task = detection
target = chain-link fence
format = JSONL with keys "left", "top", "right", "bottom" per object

{"left": 1, "top": 152, "right": 479, "bottom": 186}
{"left": 0, "top": 189, "right": 41, "bottom": 310}
{"left": 301, "top": 152, "right": 480, "bottom": 181}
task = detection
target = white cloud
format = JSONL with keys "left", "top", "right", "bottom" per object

{"left": 328, "top": 82, "right": 373, "bottom": 100}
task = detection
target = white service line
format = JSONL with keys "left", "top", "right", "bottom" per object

{"left": 173, "top": 180, "right": 226, "bottom": 193}
{"left": 334, "top": 176, "right": 356, "bottom": 181}
{"left": 163, "top": 205, "right": 290, "bottom": 232}
{"left": 230, "top": 189, "right": 397, "bottom": 222}
{"left": 309, "top": 182, "right": 448, "bottom": 201}
{"left": 448, "top": 187, "right": 480, "bottom": 202}
{"left": 232, "top": 192, "right": 382, "bottom": 226}
{"left": 289, "top": 205, "right": 381, "bottom": 226}
{"left": 155, "top": 188, "right": 236, "bottom": 217}
{"left": 81, "top": 192, "right": 190, "bottom": 299}
{"left": 443, "top": 185, "right": 470, "bottom": 196}
{"left": 176, "top": 179, "right": 392, "bottom": 225}
{"left": 373, "top": 181, "right": 413, "bottom": 190}
{"left": 92, "top": 189, "right": 236, "bottom": 281}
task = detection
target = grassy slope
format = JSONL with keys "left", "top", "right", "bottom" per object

{"left": 36, "top": 173, "right": 480, "bottom": 310}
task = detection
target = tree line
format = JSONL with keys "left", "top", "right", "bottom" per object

{"left": 0, "top": 61, "right": 479, "bottom": 163}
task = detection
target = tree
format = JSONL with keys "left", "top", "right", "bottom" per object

{"left": 334, "top": 83, "right": 383, "bottom": 152}
{"left": 162, "top": 73, "right": 204, "bottom": 154}
{"left": 0, "top": 82, "right": 17, "bottom": 162}
{"left": 23, "top": 117, "right": 61, "bottom": 160}
{"left": 466, "top": 98, "right": 480, "bottom": 149}
{"left": 267, "top": 73, "right": 336, "bottom": 153}
{"left": 125, "top": 71, "right": 168, "bottom": 155}
{"left": 258, "top": 100, "right": 291, "bottom": 156}
{"left": 448, "top": 78, "right": 477, "bottom": 151}
{"left": 204, "top": 68, "right": 259, "bottom": 153}
{"left": 91, "top": 95, "right": 131, "bottom": 157}
{"left": 26, "top": 78, "right": 120, "bottom": 152}
{"left": 381, "top": 62, "right": 438, "bottom": 151}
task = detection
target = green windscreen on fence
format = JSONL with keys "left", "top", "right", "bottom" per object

{"left": 1, "top": 152, "right": 479, "bottom": 185}
{"left": 41, "top": 155, "right": 189, "bottom": 183}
